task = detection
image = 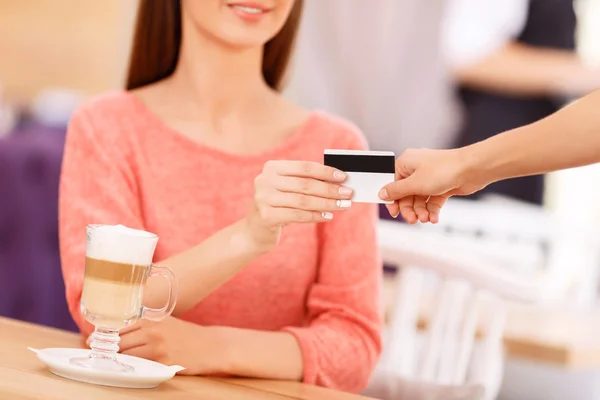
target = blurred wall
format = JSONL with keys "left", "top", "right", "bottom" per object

{"left": 576, "top": 0, "right": 600, "bottom": 65}
{"left": 545, "top": 0, "right": 600, "bottom": 220}
{"left": 0, "top": 0, "right": 138, "bottom": 103}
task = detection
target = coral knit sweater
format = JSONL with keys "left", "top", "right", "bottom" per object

{"left": 58, "top": 91, "right": 382, "bottom": 392}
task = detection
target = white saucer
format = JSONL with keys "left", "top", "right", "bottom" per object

{"left": 28, "top": 347, "right": 185, "bottom": 389}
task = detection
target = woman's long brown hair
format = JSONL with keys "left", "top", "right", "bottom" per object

{"left": 126, "top": 0, "right": 303, "bottom": 92}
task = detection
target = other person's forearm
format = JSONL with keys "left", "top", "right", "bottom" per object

{"left": 462, "top": 89, "right": 600, "bottom": 185}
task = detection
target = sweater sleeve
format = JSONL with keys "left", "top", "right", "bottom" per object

{"left": 282, "top": 126, "right": 383, "bottom": 393}
{"left": 59, "top": 107, "right": 144, "bottom": 335}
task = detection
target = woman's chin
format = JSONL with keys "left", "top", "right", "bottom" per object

{"left": 214, "top": 12, "right": 286, "bottom": 48}
{"left": 216, "top": 30, "right": 274, "bottom": 50}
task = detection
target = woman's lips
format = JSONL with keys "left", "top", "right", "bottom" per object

{"left": 227, "top": 2, "right": 272, "bottom": 22}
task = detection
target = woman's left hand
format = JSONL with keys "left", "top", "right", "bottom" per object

{"left": 89, "top": 318, "right": 225, "bottom": 375}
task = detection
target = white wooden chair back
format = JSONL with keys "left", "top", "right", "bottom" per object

{"left": 375, "top": 220, "right": 542, "bottom": 400}
{"left": 428, "top": 196, "right": 600, "bottom": 308}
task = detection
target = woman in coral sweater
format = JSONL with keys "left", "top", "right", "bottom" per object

{"left": 59, "top": 0, "right": 381, "bottom": 393}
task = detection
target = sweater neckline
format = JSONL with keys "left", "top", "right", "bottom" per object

{"left": 123, "top": 90, "right": 324, "bottom": 164}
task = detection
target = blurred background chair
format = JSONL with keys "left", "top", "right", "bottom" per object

{"left": 432, "top": 196, "right": 600, "bottom": 400}
{"left": 0, "top": 90, "right": 80, "bottom": 332}
{"left": 373, "top": 196, "right": 600, "bottom": 400}
{"left": 427, "top": 196, "right": 600, "bottom": 308}
{"left": 367, "top": 219, "right": 544, "bottom": 400}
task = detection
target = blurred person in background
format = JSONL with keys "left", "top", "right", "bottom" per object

{"left": 59, "top": 0, "right": 381, "bottom": 392}
{"left": 446, "top": 0, "right": 600, "bottom": 205}
{"left": 286, "top": 0, "right": 460, "bottom": 162}
{"left": 285, "top": 0, "right": 459, "bottom": 222}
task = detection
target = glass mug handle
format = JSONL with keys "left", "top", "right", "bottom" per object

{"left": 141, "top": 264, "right": 178, "bottom": 321}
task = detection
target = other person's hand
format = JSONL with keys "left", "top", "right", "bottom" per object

{"left": 378, "top": 148, "right": 486, "bottom": 224}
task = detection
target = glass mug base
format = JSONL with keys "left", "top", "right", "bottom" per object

{"left": 70, "top": 354, "right": 134, "bottom": 373}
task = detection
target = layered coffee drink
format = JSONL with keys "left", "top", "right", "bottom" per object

{"left": 80, "top": 224, "right": 157, "bottom": 329}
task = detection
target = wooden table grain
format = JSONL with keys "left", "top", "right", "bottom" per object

{"left": 0, "top": 316, "right": 482, "bottom": 399}
{"left": 0, "top": 317, "right": 369, "bottom": 400}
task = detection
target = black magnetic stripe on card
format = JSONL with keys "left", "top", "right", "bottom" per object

{"left": 324, "top": 154, "right": 395, "bottom": 173}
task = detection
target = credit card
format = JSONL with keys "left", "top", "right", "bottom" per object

{"left": 324, "top": 149, "right": 395, "bottom": 204}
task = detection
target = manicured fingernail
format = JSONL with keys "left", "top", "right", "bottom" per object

{"left": 379, "top": 188, "right": 388, "bottom": 200}
{"left": 322, "top": 212, "right": 333, "bottom": 220}
{"left": 392, "top": 212, "right": 399, "bottom": 219}
{"left": 336, "top": 200, "right": 352, "bottom": 208}
{"left": 333, "top": 170, "right": 347, "bottom": 180}
{"left": 339, "top": 186, "right": 353, "bottom": 196}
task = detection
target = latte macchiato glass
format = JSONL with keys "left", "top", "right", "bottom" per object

{"left": 69, "top": 224, "right": 178, "bottom": 373}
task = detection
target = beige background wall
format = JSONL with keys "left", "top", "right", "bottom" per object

{"left": 545, "top": 0, "right": 600, "bottom": 219}
{"left": 0, "top": 0, "right": 138, "bottom": 103}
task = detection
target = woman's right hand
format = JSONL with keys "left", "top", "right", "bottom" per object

{"left": 246, "top": 160, "right": 353, "bottom": 250}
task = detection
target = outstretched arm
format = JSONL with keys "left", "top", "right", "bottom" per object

{"left": 379, "top": 89, "right": 600, "bottom": 222}
{"left": 464, "top": 90, "right": 600, "bottom": 182}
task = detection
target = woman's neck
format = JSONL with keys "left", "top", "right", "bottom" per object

{"left": 166, "top": 18, "right": 272, "bottom": 118}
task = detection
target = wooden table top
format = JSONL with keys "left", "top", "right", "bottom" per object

{"left": 502, "top": 305, "right": 600, "bottom": 369}
{"left": 0, "top": 316, "right": 483, "bottom": 400}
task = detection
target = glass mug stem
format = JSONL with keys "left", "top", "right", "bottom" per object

{"left": 72, "top": 327, "right": 133, "bottom": 372}
{"left": 89, "top": 328, "right": 121, "bottom": 359}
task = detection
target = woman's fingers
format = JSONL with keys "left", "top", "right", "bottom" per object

{"left": 268, "top": 192, "right": 351, "bottom": 212}
{"left": 119, "top": 322, "right": 142, "bottom": 335}
{"left": 272, "top": 175, "right": 353, "bottom": 200}
{"left": 118, "top": 329, "right": 148, "bottom": 353}
{"left": 264, "top": 160, "right": 346, "bottom": 182}
{"left": 121, "top": 344, "right": 153, "bottom": 359}
{"left": 253, "top": 160, "right": 354, "bottom": 226}
{"left": 258, "top": 207, "right": 335, "bottom": 224}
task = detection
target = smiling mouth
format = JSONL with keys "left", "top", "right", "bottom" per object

{"left": 227, "top": 3, "right": 272, "bottom": 15}
{"left": 231, "top": 5, "right": 263, "bottom": 14}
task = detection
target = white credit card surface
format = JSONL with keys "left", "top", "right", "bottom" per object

{"left": 324, "top": 149, "right": 395, "bottom": 204}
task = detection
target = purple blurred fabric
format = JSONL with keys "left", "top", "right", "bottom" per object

{"left": 0, "top": 124, "right": 77, "bottom": 331}
{"left": 379, "top": 204, "right": 403, "bottom": 273}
